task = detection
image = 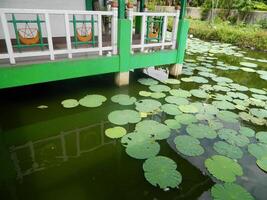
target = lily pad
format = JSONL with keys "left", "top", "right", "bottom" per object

{"left": 135, "top": 99, "right": 161, "bottom": 113}
{"left": 239, "top": 127, "right": 255, "bottom": 137}
{"left": 135, "top": 120, "right": 171, "bottom": 140}
{"left": 218, "top": 129, "right": 249, "bottom": 147}
{"left": 186, "top": 124, "right": 217, "bottom": 139}
{"left": 143, "top": 156, "right": 182, "bottom": 189}
{"left": 161, "top": 104, "right": 181, "bottom": 115}
{"left": 174, "top": 135, "right": 204, "bottom": 156}
{"left": 248, "top": 143, "right": 267, "bottom": 159}
{"left": 108, "top": 110, "right": 141, "bottom": 125}
{"left": 256, "top": 156, "right": 267, "bottom": 172}
{"left": 213, "top": 141, "right": 243, "bottom": 159}
{"left": 190, "top": 89, "right": 209, "bottom": 99}
{"left": 217, "top": 110, "right": 239, "bottom": 123}
{"left": 212, "top": 101, "right": 235, "bottom": 110}
{"left": 139, "top": 91, "right": 152, "bottom": 97}
{"left": 151, "top": 92, "right": 166, "bottom": 99}
{"left": 105, "top": 127, "right": 126, "bottom": 138}
{"left": 61, "top": 99, "right": 79, "bottom": 108}
{"left": 164, "top": 119, "right": 181, "bottom": 129}
{"left": 79, "top": 95, "right": 107, "bottom": 108}
{"left": 205, "top": 155, "right": 243, "bottom": 182}
{"left": 211, "top": 183, "right": 255, "bottom": 200}
{"left": 169, "top": 89, "right": 191, "bottom": 98}
{"left": 138, "top": 78, "right": 158, "bottom": 86}
{"left": 256, "top": 131, "right": 267, "bottom": 144}
{"left": 164, "top": 78, "right": 181, "bottom": 85}
{"left": 149, "top": 84, "right": 170, "bottom": 92}
{"left": 165, "top": 96, "right": 189, "bottom": 105}
{"left": 121, "top": 132, "right": 160, "bottom": 159}
{"left": 240, "top": 61, "right": 257, "bottom": 68}
{"left": 111, "top": 94, "right": 136, "bottom": 105}
{"left": 179, "top": 104, "right": 199, "bottom": 113}
{"left": 175, "top": 113, "right": 198, "bottom": 125}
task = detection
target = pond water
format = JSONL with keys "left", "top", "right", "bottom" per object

{"left": 0, "top": 38, "right": 267, "bottom": 200}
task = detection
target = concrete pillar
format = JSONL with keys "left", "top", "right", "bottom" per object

{"left": 115, "top": 72, "right": 129, "bottom": 86}
{"left": 169, "top": 63, "right": 183, "bottom": 77}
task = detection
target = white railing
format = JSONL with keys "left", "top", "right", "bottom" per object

{"left": 0, "top": 8, "right": 118, "bottom": 64}
{"left": 127, "top": 7, "right": 179, "bottom": 52}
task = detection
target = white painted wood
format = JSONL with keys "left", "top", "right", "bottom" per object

{"left": 127, "top": 7, "right": 134, "bottom": 48}
{"left": 172, "top": 11, "right": 180, "bottom": 49}
{"left": 161, "top": 16, "right": 168, "bottom": 50}
{"left": 132, "top": 12, "right": 176, "bottom": 17}
{"left": 60, "top": 132, "right": 68, "bottom": 161}
{"left": 64, "top": 13, "right": 72, "bottom": 58}
{"left": 0, "top": 12, "right": 15, "bottom": 64}
{"left": 140, "top": 15, "right": 146, "bottom": 52}
{"left": 45, "top": 13, "right": 55, "bottom": 60}
{"left": 98, "top": 14, "right": 102, "bottom": 56}
{"left": 111, "top": 7, "right": 118, "bottom": 55}
{"left": 132, "top": 42, "right": 172, "bottom": 49}
{"left": 0, "top": 54, "right": 9, "bottom": 59}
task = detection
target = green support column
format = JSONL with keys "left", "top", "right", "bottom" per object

{"left": 85, "top": 0, "right": 93, "bottom": 10}
{"left": 135, "top": 0, "right": 145, "bottom": 34}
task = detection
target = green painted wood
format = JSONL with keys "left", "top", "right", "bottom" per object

{"left": 118, "top": 19, "right": 131, "bottom": 72}
{"left": 118, "top": 0, "right": 125, "bottom": 19}
{"left": 176, "top": 19, "right": 189, "bottom": 64}
{"left": 179, "top": 0, "right": 187, "bottom": 19}
{"left": 0, "top": 56, "right": 119, "bottom": 89}
{"left": 85, "top": 0, "right": 93, "bottom": 10}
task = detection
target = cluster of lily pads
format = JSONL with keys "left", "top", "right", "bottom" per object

{"left": 61, "top": 94, "right": 107, "bottom": 108}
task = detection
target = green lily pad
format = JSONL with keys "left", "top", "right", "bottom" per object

{"left": 105, "top": 127, "right": 126, "bottom": 138}
{"left": 211, "top": 183, "right": 255, "bottom": 200}
{"left": 169, "top": 89, "right": 191, "bottom": 98}
{"left": 121, "top": 132, "right": 160, "bottom": 159}
{"left": 248, "top": 143, "right": 267, "bottom": 159}
{"left": 190, "top": 89, "right": 209, "bottom": 99}
{"left": 190, "top": 76, "right": 209, "bottom": 83}
{"left": 217, "top": 110, "right": 239, "bottom": 123}
{"left": 79, "top": 95, "right": 107, "bottom": 108}
{"left": 175, "top": 113, "right": 198, "bottom": 125}
{"left": 212, "top": 76, "right": 233, "bottom": 83}
{"left": 138, "top": 78, "right": 158, "bottom": 86}
{"left": 218, "top": 129, "right": 249, "bottom": 147}
{"left": 239, "top": 127, "right": 255, "bottom": 137}
{"left": 178, "top": 104, "right": 199, "bottom": 113}
{"left": 111, "top": 94, "right": 136, "bottom": 105}
{"left": 143, "top": 156, "right": 182, "bottom": 189}
{"left": 165, "top": 96, "right": 189, "bottom": 105}
{"left": 250, "top": 108, "right": 267, "bottom": 119}
{"left": 139, "top": 91, "right": 152, "bottom": 97}
{"left": 150, "top": 92, "right": 166, "bottom": 99}
{"left": 61, "top": 99, "right": 79, "bottom": 108}
{"left": 174, "top": 135, "right": 204, "bottom": 156}
{"left": 164, "top": 78, "right": 181, "bottom": 85}
{"left": 37, "top": 105, "right": 48, "bottom": 109}
{"left": 240, "top": 61, "right": 257, "bottom": 68}
{"left": 205, "top": 155, "right": 243, "bottom": 182}
{"left": 256, "top": 131, "right": 267, "bottom": 143}
{"left": 213, "top": 141, "right": 243, "bottom": 159}
{"left": 108, "top": 110, "right": 141, "bottom": 125}
{"left": 135, "top": 99, "right": 161, "bottom": 113}
{"left": 161, "top": 104, "right": 182, "bottom": 115}
{"left": 256, "top": 156, "right": 267, "bottom": 172}
{"left": 164, "top": 119, "right": 181, "bottom": 129}
{"left": 208, "top": 120, "right": 224, "bottom": 130}
{"left": 135, "top": 120, "right": 171, "bottom": 140}
{"left": 186, "top": 124, "right": 217, "bottom": 139}
{"left": 213, "top": 101, "right": 235, "bottom": 110}
{"left": 149, "top": 84, "right": 170, "bottom": 92}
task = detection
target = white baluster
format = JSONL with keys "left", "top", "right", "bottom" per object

{"left": 44, "top": 13, "right": 54, "bottom": 60}
{"left": 161, "top": 16, "right": 168, "bottom": 50}
{"left": 98, "top": 14, "right": 102, "bottom": 55}
{"left": 172, "top": 8, "right": 180, "bottom": 49}
{"left": 64, "top": 13, "right": 72, "bottom": 58}
{"left": 111, "top": 5, "right": 118, "bottom": 55}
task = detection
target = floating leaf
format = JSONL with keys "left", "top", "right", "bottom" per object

{"left": 108, "top": 110, "right": 141, "bottom": 125}
{"left": 169, "top": 89, "right": 191, "bottom": 98}
{"left": 151, "top": 92, "right": 166, "bottom": 99}
{"left": 79, "top": 95, "right": 106, "bottom": 108}
{"left": 212, "top": 76, "right": 233, "bottom": 83}
{"left": 161, "top": 104, "right": 181, "bottom": 115}
{"left": 164, "top": 119, "right": 181, "bottom": 129}
{"left": 139, "top": 91, "right": 152, "bottom": 97}
{"left": 239, "top": 127, "right": 255, "bottom": 137}
{"left": 121, "top": 132, "right": 160, "bottom": 159}
{"left": 211, "top": 183, "right": 255, "bottom": 200}
{"left": 164, "top": 78, "right": 181, "bottom": 85}
{"left": 190, "top": 89, "right": 209, "bottom": 99}
{"left": 205, "top": 155, "right": 243, "bottom": 182}
{"left": 186, "top": 124, "right": 217, "bottom": 139}
{"left": 175, "top": 113, "right": 198, "bottom": 125}
{"left": 213, "top": 141, "right": 243, "bottom": 159}
{"left": 135, "top": 99, "right": 161, "bottom": 113}
{"left": 135, "top": 120, "right": 171, "bottom": 140}
{"left": 240, "top": 61, "right": 257, "bottom": 68}
{"left": 179, "top": 104, "right": 199, "bottom": 113}
{"left": 149, "top": 84, "right": 170, "bottom": 92}
{"left": 256, "top": 156, "right": 267, "bottom": 172}
{"left": 217, "top": 110, "right": 239, "bottom": 123}
{"left": 213, "top": 101, "right": 235, "bottom": 110}
{"left": 138, "top": 78, "right": 158, "bottom": 86}
{"left": 165, "top": 96, "right": 189, "bottom": 105}
{"left": 143, "top": 156, "right": 182, "bottom": 189}
{"left": 250, "top": 108, "right": 267, "bottom": 119}
{"left": 111, "top": 94, "right": 136, "bottom": 105}
{"left": 105, "top": 127, "right": 126, "bottom": 139}
{"left": 37, "top": 105, "right": 48, "bottom": 109}
{"left": 174, "top": 135, "right": 204, "bottom": 156}
{"left": 218, "top": 129, "right": 249, "bottom": 147}
{"left": 62, "top": 99, "right": 79, "bottom": 108}
{"left": 256, "top": 131, "right": 267, "bottom": 144}
{"left": 248, "top": 143, "right": 267, "bottom": 159}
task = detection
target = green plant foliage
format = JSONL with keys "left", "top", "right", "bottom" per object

{"left": 135, "top": 120, "right": 171, "bottom": 140}
{"left": 186, "top": 124, "right": 217, "bottom": 139}
{"left": 164, "top": 78, "right": 181, "bottom": 85}
{"left": 143, "top": 156, "right": 182, "bottom": 189}
{"left": 256, "top": 156, "right": 267, "bottom": 172}
{"left": 149, "top": 84, "right": 171, "bottom": 92}
{"left": 218, "top": 129, "right": 250, "bottom": 147}
{"left": 256, "top": 131, "right": 267, "bottom": 143}
{"left": 213, "top": 100, "right": 236, "bottom": 110}
{"left": 174, "top": 135, "right": 204, "bottom": 156}
{"left": 150, "top": 92, "right": 166, "bottom": 99}
{"left": 111, "top": 94, "right": 136, "bottom": 105}
{"left": 211, "top": 183, "right": 255, "bottom": 200}
{"left": 205, "top": 155, "right": 243, "bottom": 182}
{"left": 169, "top": 89, "right": 191, "bottom": 98}
{"left": 217, "top": 110, "right": 239, "bottom": 123}
{"left": 239, "top": 126, "right": 255, "bottom": 137}
{"left": 79, "top": 95, "right": 107, "bottom": 108}
{"left": 190, "top": 89, "right": 209, "bottom": 99}
{"left": 164, "top": 119, "right": 181, "bottom": 129}
{"left": 248, "top": 143, "right": 267, "bottom": 159}
{"left": 161, "top": 104, "right": 182, "bottom": 115}
{"left": 175, "top": 113, "right": 198, "bottom": 125}
{"left": 178, "top": 104, "right": 199, "bottom": 113}
{"left": 61, "top": 99, "right": 79, "bottom": 108}
{"left": 135, "top": 99, "right": 161, "bottom": 112}
{"left": 250, "top": 108, "right": 267, "bottom": 118}
{"left": 165, "top": 96, "right": 189, "bottom": 105}
{"left": 212, "top": 76, "right": 233, "bottom": 83}
{"left": 108, "top": 110, "right": 141, "bottom": 125}
{"left": 213, "top": 141, "right": 243, "bottom": 159}
{"left": 138, "top": 78, "right": 158, "bottom": 86}
{"left": 240, "top": 62, "right": 258, "bottom": 68}
{"left": 139, "top": 91, "right": 152, "bottom": 97}
{"left": 105, "top": 127, "right": 127, "bottom": 139}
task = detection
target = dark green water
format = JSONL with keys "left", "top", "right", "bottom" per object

{"left": 0, "top": 42, "right": 267, "bottom": 200}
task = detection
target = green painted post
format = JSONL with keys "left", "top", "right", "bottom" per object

{"left": 73, "top": 15, "right": 78, "bottom": 48}
{"left": 118, "top": 0, "right": 125, "bottom": 19}
{"left": 85, "top": 0, "right": 93, "bottom": 10}
{"left": 135, "top": 0, "right": 145, "bottom": 34}
{"left": 36, "top": 14, "right": 44, "bottom": 50}
{"left": 11, "top": 14, "right": 21, "bottom": 51}
{"left": 179, "top": 0, "right": 187, "bottom": 19}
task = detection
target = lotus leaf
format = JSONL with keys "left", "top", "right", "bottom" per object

{"left": 139, "top": 91, "right": 152, "bottom": 97}
{"left": 143, "top": 156, "right": 182, "bottom": 189}
{"left": 250, "top": 108, "right": 267, "bottom": 119}
{"left": 121, "top": 132, "right": 160, "bottom": 159}
{"left": 138, "top": 78, "right": 158, "bottom": 86}
{"left": 248, "top": 143, "right": 267, "bottom": 159}
{"left": 178, "top": 104, "right": 199, "bottom": 113}
{"left": 135, "top": 120, "right": 171, "bottom": 140}
{"left": 111, "top": 94, "right": 136, "bottom": 105}
{"left": 61, "top": 99, "right": 79, "bottom": 108}
{"left": 240, "top": 62, "right": 257, "bottom": 68}
{"left": 186, "top": 124, "right": 217, "bottom": 139}
{"left": 149, "top": 84, "right": 170, "bottom": 92}
{"left": 108, "top": 110, "right": 141, "bottom": 125}
{"left": 212, "top": 76, "right": 233, "bottom": 83}
{"left": 205, "top": 155, "right": 243, "bottom": 182}
{"left": 105, "top": 127, "right": 126, "bottom": 139}
{"left": 217, "top": 110, "right": 239, "bottom": 123}
{"left": 161, "top": 104, "right": 181, "bottom": 115}
{"left": 151, "top": 92, "right": 166, "bottom": 99}
{"left": 165, "top": 96, "right": 189, "bottom": 105}
{"left": 218, "top": 129, "right": 249, "bottom": 147}
{"left": 239, "top": 127, "right": 255, "bottom": 137}
{"left": 174, "top": 135, "right": 204, "bottom": 156}
{"left": 164, "top": 119, "right": 181, "bottom": 129}
{"left": 256, "top": 157, "right": 267, "bottom": 172}
{"left": 211, "top": 183, "right": 255, "bottom": 200}
{"left": 175, "top": 113, "right": 198, "bottom": 125}
{"left": 256, "top": 131, "right": 267, "bottom": 143}
{"left": 79, "top": 95, "right": 107, "bottom": 108}
{"left": 213, "top": 141, "right": 243, "bottom": 159}
{"left": 169, "top": 89, "right": 191, "bottom": 98}
{"left": 212, "top": 100, "right": 235, "bottom": 110}
{"left": 190, "top": 89, "right": 209, "bottom": 99}
{"left": 135, "top": 99, "right": 161, "bottom": 113}
{"left": 250, "top": 88, "right": 266, "bottom": 95}
{"left": 164, "top": 78, "right": 181, "bottom": 85}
